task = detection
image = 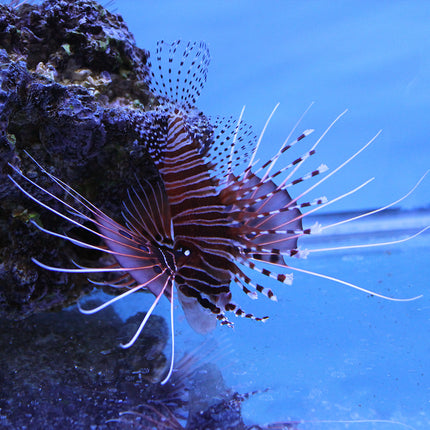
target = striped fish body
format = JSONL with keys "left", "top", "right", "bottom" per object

{"left": 140, "top": 39, "right": 306, "bottom": 330}
{"left": 142, "top": 101, "right": 304, "bottom": 332}
{"left": 152, "top": 110, "right": 241, "bottom": 333}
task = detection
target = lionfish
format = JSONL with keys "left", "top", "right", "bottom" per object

{"left": 8, "top": 41, "right": 428, "bottom": 384}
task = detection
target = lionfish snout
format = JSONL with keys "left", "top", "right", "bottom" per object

{"left": 8, "top": 40, "right": 428, "bottom": 384}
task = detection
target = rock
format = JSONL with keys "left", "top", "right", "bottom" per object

{"left": 0, "top": 305, "right": 169, "bottom": 429}
{"left": 0, "top": 0, "right": 159, "bottom": 319}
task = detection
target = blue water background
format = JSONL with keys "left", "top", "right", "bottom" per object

{"left": 117, "top": 0, "right": 430, "bottom": 212}
{"left": 113, "top": 215, "right": 430, "bottom": 429}
{"left": 3, "top": 0, "right": 427, "bottom": 428}
{"left": 107, "top": 1, "right": 430, "bottom": 429}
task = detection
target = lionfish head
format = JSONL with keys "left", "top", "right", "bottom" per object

{"left": 9, "top": 40, "right": 427, "bottom": 384}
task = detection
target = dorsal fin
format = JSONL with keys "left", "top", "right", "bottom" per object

{"left": 144, "top": 41, "right": 258, "bottom": 183}
{"left": 147, "top": 40, "right": 210, "bottom": 109}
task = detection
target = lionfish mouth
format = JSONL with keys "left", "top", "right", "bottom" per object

{"left": 8, "top": 40, "right": 428, "bottom": 384}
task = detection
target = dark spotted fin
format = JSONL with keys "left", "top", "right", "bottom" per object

{"left": 147, "top": 40, "right": 210, "bottom": 108}
{"left": 145, "top": 40, "right": 259, "bottom": 182}
{"left": 204, "top": 114, "right": 258, "bottom": 186}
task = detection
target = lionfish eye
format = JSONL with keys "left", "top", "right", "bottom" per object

{"left": 177, "top": 246, "right": 191, "bottom": 257}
